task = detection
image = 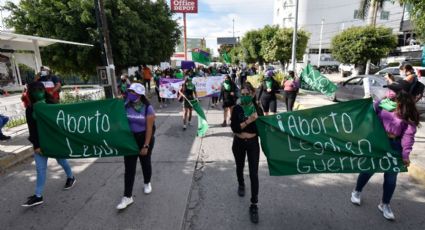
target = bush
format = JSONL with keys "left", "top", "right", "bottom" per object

{"left": 60, "top": 91, "right": 95, "bottom": 104}
{"left": 247, "top": 71, "right": 286, "bottom": 88}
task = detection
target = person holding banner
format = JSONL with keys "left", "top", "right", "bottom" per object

{"left": 117, "top": 83, "right": 156, "bottom": 210}
{"left": 22, "top": 82, "right": 76, "bottom": 207}
{"left": 230, "top": 82, "right": 264, "bottom": 224}
{"left": 219, "top": 75, "right": 237, "bottom": 127}
{"left": 257, "top": 71, "right": 280, "bottom": 115}
{"left": 178, "top": 77, "right": 198, "bottom": 130}
{"left": 282, "top": 71, "right": 300, "bottom": 112}
{"left": 351, "top": 90, "right": 419, "bottom": 221}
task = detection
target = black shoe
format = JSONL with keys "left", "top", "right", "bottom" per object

{"left": 22, "top": 195, "right": 43, "bottom": 207}
{"left": 221, "top": 121, "right": 227, "bottom": 127}
{"left": 64, "top": 177, "right": 76, "bottom": 190}
{"left": 0, "top": 135, "right": 11, "bottom": 141}
{"left": 249, "top": 204, "right": 259, "bottom": 224}
{"left": 238, "top": 185, "right": 245, "bottom": 197}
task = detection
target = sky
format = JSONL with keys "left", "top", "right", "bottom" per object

{"left": 1, "top": 0, "right": 274, "bottom": 56}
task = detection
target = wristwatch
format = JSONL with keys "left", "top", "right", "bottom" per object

{"left": 143, "top": 144, "right": 150, "bottom": 149}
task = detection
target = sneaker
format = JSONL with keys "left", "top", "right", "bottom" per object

{"left": 249, "top": 204, "right": 259, "bottom": 224}
{"left": 351, "top": 191, "right": 361, "bottom": 205}
{"left": 0, "top": 134, "right": 11, "bottom": 141}
{"left": 183, "top": 124, "right": 187, "bottom": 130}
{"left": 211, "top": 104, "right": 215, "bottom": 108}
{"left": 22, "top": 195, "right": 43, "bottom": 207}
{"left": 159, "top": 104, "right": 163, "bottom": 109}
{"left": 188, "top": 121, "right": 192, "bottom": 126}
{"left": 238, "top": 185, "right": 245, "bottom": 197}
{"left": 64, "top": 177, "right": 76, "bottom": 190}
{"left": 221, "top": 121, "right": 227, "bottom": 127}
{"left": 378, "top": 203, "right": 395, "bottom": 220}
{"left": 116, "top": 196, "right": 134, "bottom": 210}
{"left": 144, "top": 183, "right": 152, "bottom": 194}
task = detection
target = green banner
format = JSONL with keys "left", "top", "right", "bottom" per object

{"left": 300, "top": 64, "right": 337, "bottom": 97}
{"left": 34, "top": 99, "right": 139, "bottom": 158}
{"left": 192, "top": 49, "right": 211, "bottom": 65}
{"left": 256, "top": 98, "right": 406, "bottom": 176}
{"left": 190, "top": 99, "right": 208, "bottom": 137}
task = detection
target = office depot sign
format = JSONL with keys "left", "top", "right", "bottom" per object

{"left": 171, "top": 0, "right": 198, "bottom": 13}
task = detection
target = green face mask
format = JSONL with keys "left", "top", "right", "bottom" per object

{"left": 31, "top": 91, "right": 46, "bottom": 103}
{"left": 240, "top": 95, "right": 253, "bottom": 105}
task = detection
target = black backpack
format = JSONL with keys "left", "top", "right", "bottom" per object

{"left": 409, "top": 77, "right": 425, "bottom": 102}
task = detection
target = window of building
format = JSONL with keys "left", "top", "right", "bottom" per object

{"left": 380, "top": 11, "right": 390, "bottom": 20}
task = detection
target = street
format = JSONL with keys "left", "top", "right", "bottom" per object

{"left": 1, "top": 92, "right": 424, "bottom": 230}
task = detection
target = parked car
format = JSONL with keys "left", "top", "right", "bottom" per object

{"left": 375, "top": 66, "right": 425, "bottom": 79}
{"left": 329, "top": 75, "right": 425, "bottom": 114}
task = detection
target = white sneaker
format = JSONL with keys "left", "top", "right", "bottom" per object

{"left": 144, "top": 183, "right": 152, "bottom": 194}
{"left": 188, "top": 121, "right": 192, "bottom": 126}
{"left": 378, "top": 203, "right": 395, "bottom": 220}
{"left": 116, "top": 196, "right": 134, "bottom": 210}
{"left": 351, "top": 191, "right": 361, "bottom": 205}
{"left": 183, "top": 124, "right": 187, "bottom": 130}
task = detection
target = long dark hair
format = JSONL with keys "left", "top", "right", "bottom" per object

{"left": 395, "top": 91, "right": 420, "bottom": 126}
{"left": 400, "top": 64, "right": 414, "bottom": 75}
{"left": 26, "top": 81, "right": 55, "bottom": 105}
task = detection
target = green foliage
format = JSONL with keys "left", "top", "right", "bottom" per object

{"left": 241, "top": 29, "right": 265, "bottom": 64}
{"left": 331, "top": 26, "right": 397, "bottom": 65}
{"left": 263, "top": 28, "right": 309, "bottom": 66}
{"left": 400, "top": 0, "right": 425, "bottom": 40}
{"left": 4, "top": 0, "right": 181, "bottom": 75}
{"left": 4, "top": 116, "right": 27, "bottom": 129}
{"left": 247, "top": 72, "right": 285, "bottom": 89}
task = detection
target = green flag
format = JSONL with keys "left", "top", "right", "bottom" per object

{"left": 256, "top": 98, "right": 406, "bottom": 176}
{"left": 190, "top": 99, "right": 209, "bottom": 137}
{"left": 222, "top": 52, "right": 231, "bottom": 64}
{"left": 34, "top": 99, "right": 139, "bottom": 158}
{"left": 192, "top": 49, "right": 211, "bottom": 65}
{"left": 300, "top": 64, "right": 337, "bottom": 97}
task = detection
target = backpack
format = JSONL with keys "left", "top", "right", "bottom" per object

{"left": 409, "top": 77, "right": 425, "bottom": 102}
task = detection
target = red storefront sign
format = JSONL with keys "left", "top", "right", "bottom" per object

{"left": 171, "top": 0, "right": 198, "bottom": 13}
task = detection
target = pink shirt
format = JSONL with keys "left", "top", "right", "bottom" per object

{"left": 283, "top": 79, "right": 300, "bottom": 91}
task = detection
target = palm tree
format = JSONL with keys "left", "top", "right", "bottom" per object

{"left": 358, "top": 0, "right": 387, "bottom": 26}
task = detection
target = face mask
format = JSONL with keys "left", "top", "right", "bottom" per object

{"left": 31, "top": 91, "right": 45, "bottom": 102}
{"left": 128, "top": 93, "right": 139, "bottom": 102}
{"left": 225, "top": 79, "right": 231, "bottom": 84}
{"left": 240, "top": 95, "right": 253, "bottom": 105}
{"left": 41, "top": 71, "right": 48, "bottom": 76}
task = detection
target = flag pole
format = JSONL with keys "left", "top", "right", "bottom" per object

{"left": 178, "top": 90, "right": 194, "bottom": 107}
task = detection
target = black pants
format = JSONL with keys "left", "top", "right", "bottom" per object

{"left": 155, "top": 87, "right": 164, "bottom": 103}
{"left": 232, "top": 136, "right": 260, "bottom": 204}
{"left": 284, "top": 91, "right": 297, "bottom": 112}
{"left": 212, "top": 96, "right": 219, "bottom": 104}
{"left": 124, "top": 132, "right": 155, "bottom": 197}
{"left": 143, "top": 79, "right": 151, "bottom": 92}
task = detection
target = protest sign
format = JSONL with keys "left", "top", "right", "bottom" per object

{"left": 34, "top": 99, "right": 139, "bottom": 158}
{"left": 159, "top": 78, "right": 184, "bottom": 98}
{"left": 256, "top": 98, "right": 406, "bottom": 176}
{"left": 192, "top": 76, "right": 224, "bottom": 97}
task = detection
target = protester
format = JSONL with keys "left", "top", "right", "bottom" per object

{"left": 119, "top": 74, "right": 131, "bottom": 99}
{"left": 282, "top": 71, "right": 300, "bottom": 112}
{"left": 230, "top": 82, "right": 263, "bottom": 224}
{"left": 153, "top": 72, "right": 165, "bottom": 108}
{"left": 350, "top": 89, "right": 419, "bottom": 221}
{"left": 178, "top": 77, "right": 198, "bottom": 130}
{"left": 117, "top": 83, "right": 156, "bottom": 210}
{"left": 37, "top": 66, "right": 61, "bottom": 103}
{"left": 0, "top": 89, "right": 11, "bottom": 141}
{"left": 210, "top": 72, "right": 219, "bottom": 108}
{"left": 257, "top": 71, "right": 280, "bottom": 115}
{"left": 22, "top": 82, "right": 76, "bottom": 207}
{"left": 219, "top": 75, "right": 237, "bottom": 127}
{"left": 142, "top": 65, "right": 153, "bottom": 95}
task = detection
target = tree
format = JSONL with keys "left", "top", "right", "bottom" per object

{"left": 331, "top": 26, "right": 397, "bottom": 65}
{"left": 240, "top": 29, "right": 263, "bottom": 64}
{"left": 400, "top": 0, "right": 425, "bottom": 40}
{"left": 263, "top": 28, "right": 309, "bottom": 68}
{"left": 259, "top": 25, "right": 279, "bottom": 63}
{"left": 358, "top": 0, "right": 388, "bottom": 26}
{"left": 4, "top": 0, "right": 181, "bottom": 77}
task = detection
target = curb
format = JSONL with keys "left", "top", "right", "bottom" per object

{"left": 0, "top": 146, "right": 33, "bottom": 172}
{"left": 408, "top": 163, "right": 425, "bottom": 187}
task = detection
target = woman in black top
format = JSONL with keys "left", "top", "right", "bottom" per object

{"left": 257, "top": 71, "right": 280, "bottom": 115}
{"left": 178, "top": 77, "right": 198, "bottom": 130}
{"left": 219, "top": 75, "right": 237, "bottom": 127}
{"left": 230, "top": 82, "right": 263, "bottom": 224}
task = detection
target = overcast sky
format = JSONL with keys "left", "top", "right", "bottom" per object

{"left": 1, "top": 0, "right": 274, "bottom": 55}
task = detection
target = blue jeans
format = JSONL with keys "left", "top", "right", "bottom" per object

{"left": 34, "top": 153, "right": 73, "bottom": 197}
{"left": 0, "top": 114, "right": 9, "bottom": 135}
{"left": 354, "top": 139, "right": 401, "bottom": 204}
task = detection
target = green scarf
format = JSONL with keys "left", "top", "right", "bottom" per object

{"left": 265, "top": 78, "right": 273, "bottom": 89}
{"left": 186, "top": 82, "right": 195, "bottom": 90}
{"left": 223, "top": 81, "right": 231, "bottom": 92}
{"left": 379, "top": 98, "right": 397, "bottom": 112}
{"left": 240, "top": 96, "right": 255, "bottom": 117}
{"left": 132, "top": 101, "right": 145, "bottom": 113}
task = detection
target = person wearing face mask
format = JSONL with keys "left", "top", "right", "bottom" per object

{"left": 118, "top": 74, "right": 131, "bottom": 99}
{"left": 117, "top": 83, "right": 156, "bottom": 210}
{"left": 257, "top": 70, "right": 280, "bottom": 115}
{"left": 38, "top": 66, "right": 61, "bottom": 103}
{"left": 22, "top": 82, "right": 76, "bottom": 207}
{"left": 281, "top": 71, "right": 300, "bottom": 112}
{"left": 219, "top": 75, "right": 237, "bottom": 126}
{"left": 230, "top": 82, "right": 264, "bottom": 224}
{"left": 178, "top": 77, "right": 198, "bottom": 130}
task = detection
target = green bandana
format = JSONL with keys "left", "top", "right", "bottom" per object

{"left": 121, "top": 84, "right": 127, "bottom": 93}
{"left": 186, "top": 82, "right": 195, "bottom": 90}
{"left": 265, "top": 78, "right": 273, "bottom": 89}
{"left": 223, "top": 82, "right": 231, "bottom": 92}
{"left": 240, "top": 96, "right": 255, "bottom": 117}
{"left": 133, "top": 102, "right": 145, "bottom": 113}
{"left": 31, "top": 91, "right": 46, "bottom": 103}
{"left": 379, "top": 98, "right": 397, "bottom": 112}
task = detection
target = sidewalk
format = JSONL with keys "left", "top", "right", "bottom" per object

{"left": 1, "top": 92, "right": 425, "bottom": 187}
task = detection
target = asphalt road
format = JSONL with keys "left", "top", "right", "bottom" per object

{"left": 0, "top": 92, "right": 424, "bottom": 230}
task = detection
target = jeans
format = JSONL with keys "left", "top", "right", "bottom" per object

{"left": 354, "top": 139, "right": 402, "bottom": 204}
{"left": 283, "top": 91, "right": 297, "bottom": 112}
{"left": 0, "top": 114, "right": 9, "bottom": 135}
{"left": 124, "top": 132, "right": 155, "bottom": 197}
{"left": 34, "top": 153, "right": 73, "bottom": 197}
{"left": 232, "top": 136, "right": 260, "bottom": 204}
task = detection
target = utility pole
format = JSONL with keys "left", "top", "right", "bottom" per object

{"left": 233, "top": 18, "right": 235, "bottom": 38}
{"left": 95, "top": 0, "right": 118, "bottom": 97}
{"left": 183, "top": 13, "right": 187, "bottom": 60}
{"left": 290, "top": 0, "right": 299, "bottom": 71}
{"left": 318, "top": 18, "right": 324, "bottom": 67}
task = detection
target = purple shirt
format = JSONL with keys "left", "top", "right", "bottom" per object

{"left": 126, "top": 105, "right": 155, "bottom": 133}
{"left": 374, "top": 100, "right": 416, "bottom": 160}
